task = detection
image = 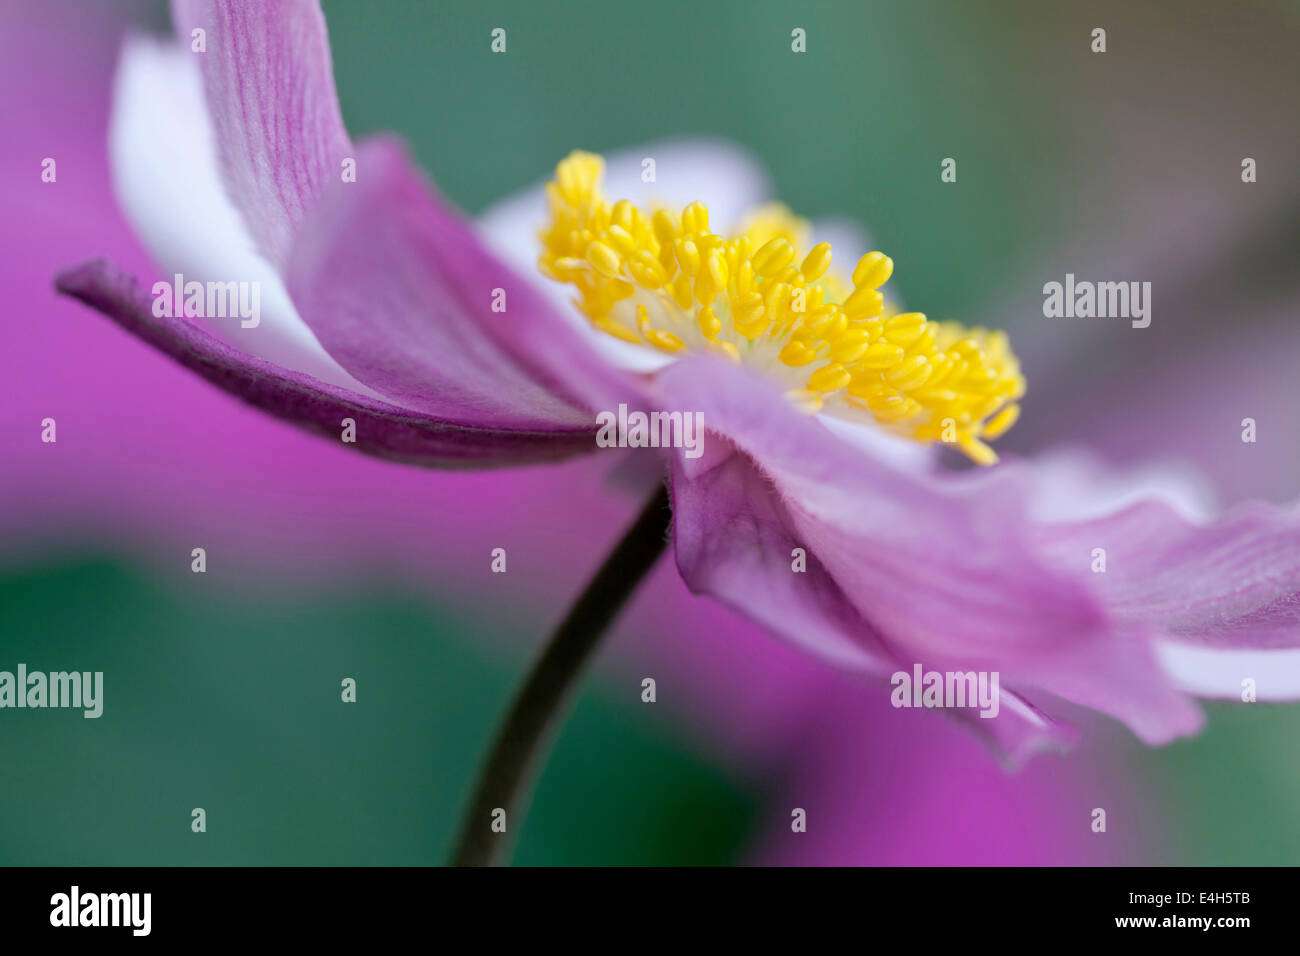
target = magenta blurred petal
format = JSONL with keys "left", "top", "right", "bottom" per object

{"left": 170, "top": 0, "right": 351, "bottom": 270}
{"left": 55, "top": 259, "right": 592, "bottom": 467}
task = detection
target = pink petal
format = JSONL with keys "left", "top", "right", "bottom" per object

{"left": 658, "top": 355, "right": 1205, "bottom": 744}
{"left": 668, "top": 433, "right": 1082, "bottom": 760}
{"left": 1032, "top": 495, "right": 1300, "bottom": 647}
{"left": 669, "top": 437, "right": 893, "bottom": 672}
{"left": 110, "top": 35, "right": 376, "bottom": 392}
{"left": 1157, "top": 642, "right": 1300, "bottom": 699}
{"left": 285, "top": 137, "right": 629, "bottom": 431}
{"left": 171, "top": 0, "right": 352, "bottom": 269}
{"left": 55, "top": 259, "right": 593, "bottom": 467}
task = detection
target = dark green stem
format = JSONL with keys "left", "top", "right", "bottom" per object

{"left": 449, "top": 483, "right": 672, "bottom": 866}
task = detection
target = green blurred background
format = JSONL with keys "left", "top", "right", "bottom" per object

{"left": 0, "top": 557, "right": 752, "bottom": 864}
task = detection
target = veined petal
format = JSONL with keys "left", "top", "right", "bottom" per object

{"left": 661, "top": 356, "right": 1102, "bottom": 659}
{"left": 110, "top": 35, "right": 369, "bottom": 392}
{"left": 668, "top": 435, "right": 1081, "bottom": 761}
{"left": 55, "top": 259, "right": 594, "bottom": 467}
{"left": 1025, "top": 448, "right": 1218, "bottom": 524}
{"left": 669, "top": 439, "right": 893, "bottom": 672}
{"left": 658, "top": 354, "right": 1206, "bottom": 744}
{"left": 171, "top": 0, "right": 352, "bottom": 270}
{"left": 286, "top": 137, "right": 629, "bottom": 431}
{"left": 1032, "top": 496, "right": 1300, "bottom": 648}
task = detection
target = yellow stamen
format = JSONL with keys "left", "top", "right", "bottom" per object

{"left": 538, "top": 151, "right": 1026, "bottom": 464}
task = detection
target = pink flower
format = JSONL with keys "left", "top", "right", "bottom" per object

{"left": 60, "top": 0, "right": 607, "bottom": 467}
{"left": 59, "top": 0, "right": 1300, "bottom": 763}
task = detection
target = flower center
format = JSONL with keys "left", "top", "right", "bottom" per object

{"left": 538, "top": 151, "right": 1024, "bottom": 464}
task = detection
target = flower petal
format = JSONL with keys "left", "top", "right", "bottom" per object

{"left": 1157, "top": 642, "right": 1300, "bottom": 699}
{"left": 1032, "top": 495, "right": 1300, "bottom": 648}
{"left": 170, "top": 0, "right": 352, "bottom": 270}
{"left": 285, "top": 137, "right": 627, "bottom": 431}
{"left": 1025, "top": 447, "right": 1217, "bottom": 524}
{"left": 669, "top": 438, "right": 892, "bottom": 672}
{"left": 110, "top": 34, "right": 368, "bottom": 391}
{"left": 657, "top": 354, "right": 1204, "bottom": 743}
{"left": 661, "top": 357, "right": 1103, "bottom": 658}
{"left": 55, "top": 259, "right": 594, "bottom": 467}
{"left": 668, "top": 430, "right": 1080, "bottom": 760}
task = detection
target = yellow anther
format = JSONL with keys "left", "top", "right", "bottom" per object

{"left": 779, "top": 340, "right": 819, "bottom": 367}
{"left": 606, "top": 224, "right": 636, "bottom": 255}
{"left": 852, "top": 251, "right": 893, "bottom": 289}
{"left": 883, "top": 312, "right": 928, "bottom": 347}
{"left": 775, "top": 264, "right": 802, "bottom": 285}
{"left": 670, "top": 273, "right": 694, "bottom": 311}
{"left": 752, "top": 238, "right": 795, "bottom": 277}
{"left": 807, "top": 363, "right": 852, "bottom": 394}
{"left": 607, "top": 277, "right": 635, "bottom": 300}
{"left": 842, "top": 285, "right": 884, "bottom": 319}
{"left": 800, "top": 242, "right": 833, "bottom": 282}
{"left": 697, "top": 304, "right": 722, "bottom": 339}
{"left": 537, "top": 151, "right": 1024, "bottom": 466}
{"left": 629, "top": 251, "right": 667, "bottom": 289}
{"left": 763, "top": 281, "right": 792, "bottom": 318}
{"left": 959, "top": 436, "right": 999, "bottom": 466}
{"left": 830, "top": 329, "right": 872, "bottom": 363}
{"left": 884, "top": 354, "right": 932, "bottom": 390}
{"left": 981, "top": 403, "right": 1020, "bottom": 440}
{"left": 644, "top": 328, "right": 687, "bottom": 352}
{"left": 733, "top": 258, "right": 755, "bottom": 296}
{"left": 856, "top": 342, "right": 906, "bottom": 368}
{"left": 675, "top": 238, "right": 701, "bottom": 277}
{"left": 611, "top": 199, "right": 635, "bottom": 229}
{"left": 845, "top": 377, "right": 890, "bottom": 401}
{"left": 587, "top": 241, "right": 623, "bottom": 278}
{"left": 693, "top": 273, "right": 718, "bottom": 306}
{"left": 594, "top": 317, "right": 642, "bottom": 344}
{"left": 682, "top": 201, "right": 710, "bottom": 234}
{"left": 804, "top": 284, "right": 826, "bottom": 312}
{"left": 706, "top": 251, "right": 729, "bottom": 290}
{"left": 809, "top": 309, "right": 847, "bottom": 341}
{"left": 871, "top": 394, "right": 922, "bottom": 422}
{"left": 734, "top": 307, "right": 770, "bottom": 340}
{"left": 652, "top": 209, "right": 679, "bottom": 244}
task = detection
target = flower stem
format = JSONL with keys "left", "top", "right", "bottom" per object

{"left": 449, "top": 482, "right": 672, "bottom": 866}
